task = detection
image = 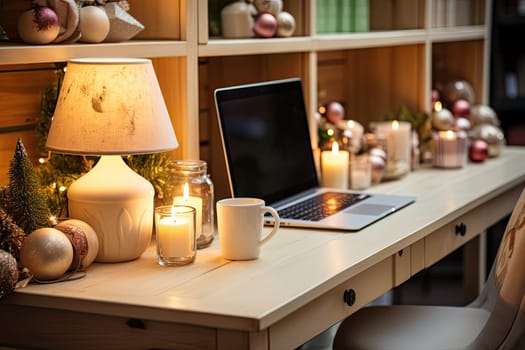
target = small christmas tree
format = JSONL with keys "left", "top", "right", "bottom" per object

{"left": 6, "top": 138, "right": 50, "bottom": 234}
{"left": 0, "top": 208, "right": 25, "bottom": 260}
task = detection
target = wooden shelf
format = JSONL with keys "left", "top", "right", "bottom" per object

{"left": 314, "top": 30, "right": 427, "bottom": 51}
{"left": 428, "top": 25, "right": 488, "bottom": 42}
{"left": 0, "top": 0, "right": 492, "bottom": 194}
{"left": 199, "top": 36, "right": 313, "bottom": 57}
{"left": 0, "top": 41, "right": 188, "bottom": 65}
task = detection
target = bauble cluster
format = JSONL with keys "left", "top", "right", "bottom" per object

{"left": 16, "top": 1, "right": 144, "bottom": 45}
{"left": 221, "top": 0, "right": 295, "bottom": 38}
{"left": 19, "top": 219, "right": 98, "bottom": 281}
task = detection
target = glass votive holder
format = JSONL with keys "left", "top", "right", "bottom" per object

{"left": 155, "top": 205, "right": 196, "bottom": 266}
{"left": 170, "top": 160, "right": 215, "bottom": 249}
{"left": 350, "top": 155, "right": 372, "bottom": 190}
{"left": 432, "top": 130, "right": 468, "bottom": 168}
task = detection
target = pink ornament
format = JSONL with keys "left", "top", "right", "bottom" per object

{"left": 469, "top": 139, "right": 489, "bottom": 162}
{"left": 253, "top": 13, "right": 278, "bottom": 38}
{"left": 431, "top": 89, "right": 440, "bottom": 104}
{"left": 17, "top": 6, "right": 60, "bottom": 44}
{"left": 452, "top": 99, "right": 471, "bottom": 119}
{"left": 325, "top": 101, "right": 345, "bottom": 124}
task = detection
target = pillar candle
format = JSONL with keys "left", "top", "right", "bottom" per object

{"left": 374, "top": 120, "right": 411, "bottom": 178}
{"left": 433, "top": 130, "right": 467, "bottom": 168}
{"left": 173, "top": 183, "right": 202, "bottom": 236}
{"left": 157, "top": 214, "right": 192, "bottom": 258}
{"left": 321, "top": 142, "right": 349, "bottom": 189}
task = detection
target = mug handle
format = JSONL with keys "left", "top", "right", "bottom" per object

{"left": 259, "top": 206, "right": 280, "bottom": 246}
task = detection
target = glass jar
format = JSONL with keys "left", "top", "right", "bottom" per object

{"left": 170, "top": 160, "right": 215, "bottom": 249}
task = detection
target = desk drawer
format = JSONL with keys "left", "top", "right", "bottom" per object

{"left": 269, "top": 257, "right": 393, "bottom": 350}
{"left": 425, "top": 186, "right": 521, "bottom": 267}
{"left": 0, "top": 304, "right": 216, "bottom": 350}
{"left": 394, "top": 239, "right": 425, "bottom": 286}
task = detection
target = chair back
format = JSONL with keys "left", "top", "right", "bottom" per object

{"left": 468, "top": 187, "right": 525, "bottom": 349}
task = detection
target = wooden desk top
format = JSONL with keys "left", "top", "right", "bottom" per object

{"left": 4, "top": 147, "right": 525, "bottom": 333}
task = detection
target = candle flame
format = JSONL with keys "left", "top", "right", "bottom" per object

{"left": 331, "top": 142, "right": 340, "bottom": 153}
{"left": 392, "top": 120, "right": 399, "bottom": 130}
{"left": 183, "top": 183, "right": 190, "bottom": 200}
{"left": 434, "top": 101, "right": 442, "bottom": 112}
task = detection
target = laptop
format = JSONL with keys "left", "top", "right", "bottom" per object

{"left": 214, "top": 78, "right": 415, "bottom": 231}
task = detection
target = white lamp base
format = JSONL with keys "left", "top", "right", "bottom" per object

{"left": 67, "top": 155, "right": 154, "bottom": 263}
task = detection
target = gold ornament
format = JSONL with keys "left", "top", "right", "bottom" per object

{"left": 20, "top": 228, "right": 73, "bottom": 281}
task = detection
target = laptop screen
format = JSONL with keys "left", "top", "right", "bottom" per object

{"left": 215, "top": 78, "right": 319, "bottom": 205}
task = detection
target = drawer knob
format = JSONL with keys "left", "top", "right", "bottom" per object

{"left": 126, "top": 318, "right": 146, "bottom": 330}
{"left": 343, "top": 289, "right": 356, "bottom": 306}
{"left": 455, "top": 222, "right": 467, "bottom": 236}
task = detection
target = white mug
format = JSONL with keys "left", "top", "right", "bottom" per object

{"left": 217, "top": 198, "right": 280, "bottom": 260}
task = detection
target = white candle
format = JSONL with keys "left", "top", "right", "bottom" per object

{"left": 337, "top": 119, "right": 364, "bottom": 153}
{"left": 321, "top": 142, "right": 349, "bottom": 189}
{"left": 375, "top": 120, "right": 411, "bottom": 178}
{"left": 157, "top": 214, "right": 192, "bottom": 258}
{"left": 173, "top": 183, "right": 202, "bottom": 236}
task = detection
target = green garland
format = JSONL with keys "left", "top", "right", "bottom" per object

{"left": 36, "top": 64, "right": 175, "bottom": 217}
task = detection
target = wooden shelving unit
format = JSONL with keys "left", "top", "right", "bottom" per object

{"left": 0, "top": 0, "right": 491, "bottom": 199}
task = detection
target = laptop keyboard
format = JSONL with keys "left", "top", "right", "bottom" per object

{"left": 277, "top": 192, "right": 369, "bottom": 222}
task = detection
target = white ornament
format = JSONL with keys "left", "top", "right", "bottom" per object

{"left": 78, "top": 6, "right": 110, "bottom": 43}
{"left": 254, "top": 0, "right": 283, "bottom": 16}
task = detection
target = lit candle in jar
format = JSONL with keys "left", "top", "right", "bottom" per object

{"left": 173, "top": 183, "right": 202, "bottom": 236}
{"left": 157, "top": 207, "right": 193, "bottom": 258}
{"left": 433, "top": 130, "right": 467, "bottom": 168}
{"left": 336, "top": 119, "right": 364, "bottom": 153}
{"left": 321, "top": 142, "right": 349, "bottom": 189}
{"left": 350, "top": 155, "right": 372, "bottom": 190}
{"left": 374, "top": 120, "right": 411, "bottom": 179}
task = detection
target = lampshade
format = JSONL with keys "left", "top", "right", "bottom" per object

{"left": 46, "top": 57, "right": 178, "bottom": 155}
{"left": 46, "top": 58, "right": 178, "bottom": 263}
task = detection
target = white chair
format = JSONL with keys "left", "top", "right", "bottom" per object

{"left": 333, "top": 187, "right": 525, "bottom": 350}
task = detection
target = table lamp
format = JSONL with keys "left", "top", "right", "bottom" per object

{"left": 46, "top": 58, "right": 178, "bottom": 263}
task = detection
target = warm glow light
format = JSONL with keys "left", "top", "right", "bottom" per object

{"left": 327, "top": 129, "right": 334, "bottom": 136}
{"left": 331, "top": 142, "right": 340, "bottom": 153}
{"left": 59, "top": 186, "right": 67, "bottom": 192}
{"left": 434, "top": 101, "right": 443, "bottom": 112}
{"left": 347, "top": 120, "right": 355, "bottom": 128}
{"left": 445, "top": 130, "right": 456, "bottom": 140}
{"left": 49, "top": 215, "right": 58, "bottom": 226}
{"left": 392, "top": 120, "right": 399, "bottom": 130}
{"left": 183, "top": 183, "right": 190, "bottom": 199}
{"left": 319, "top": 106, "right": 326, "bottom": 114}
{"left": 38, "top": 158, "right": 45, "bottom": 164}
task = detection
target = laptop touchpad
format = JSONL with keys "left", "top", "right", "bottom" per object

{"left": 345, "top": 204, "right": 395, "bottom": 216}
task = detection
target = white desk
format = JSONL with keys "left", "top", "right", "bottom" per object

{"left": 2, "top": 147, "right": 525, "bottom": 350}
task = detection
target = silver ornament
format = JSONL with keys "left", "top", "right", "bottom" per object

{"left": 470, "top": 105, "right": 500, "bottom": 127}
